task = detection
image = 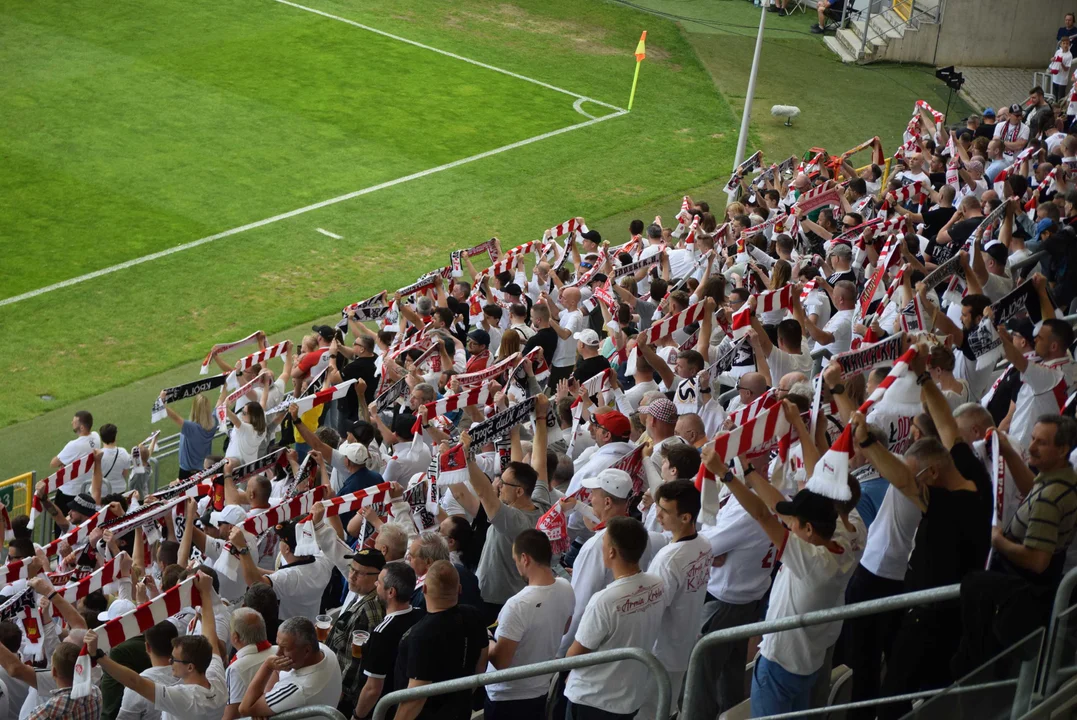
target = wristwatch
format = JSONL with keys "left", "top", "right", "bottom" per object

{"left": 830, "top": 384, "right": 846, "bottom": 396}
{"left": 743, "top": 463, "right": 755, "bottom": 476}
{"left": 93, "top": 649, "right": 106, "bottom": 661}
{"left": 700, "top": 387, "right": 712, "bottom": 394}
{"left": 858, "top": 434, "right": 878, "bottom": 449}
{"left": 721, "top": 470, "right": 736, "bottom": 484}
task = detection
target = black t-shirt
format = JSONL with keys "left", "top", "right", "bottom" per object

{"left": 904, "top": 442, "right": 992, "bottom": 593}
{"left": 948, "top": 217, "right": 983, "bottom": 247}
{"left": 928, "top": 171, "right": 947, "bottom": 190}
{"left": 394, "top": 604, "right": 488, "bottom": 720}
{"left": 360, "top": 607, "right": 426, "bottom": 718}
{"left": 974, "top": 123, "right": 997, "bottom": 141}
{"left": 986, "top": 366, "right": 1022, "bottom": 426}
{"left": 574, "top": 354, "right": 611, "bottom": 383}
{"left": 922, "top": 206, "right": 957, "bottom": 240}
{"left": 925, "top": 238, "right": 959, "bottom": 266}
{"left": 523, "top": 327, "right": 559, "bottom": 369}
{"left": 339, "top": 356, "right": 378, "bottom": 420}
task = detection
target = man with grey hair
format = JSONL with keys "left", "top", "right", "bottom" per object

{"left": 354, "top": 561, "right": 424, "bottom": 720}
{"left": 224, "top": 608, "right": 275, "bottom": 720}
{"left": 239, "top": 617, "right": 342, "bottom": 716}
{"left": 406, "top": 531, "right": 481, "bottom": 610}
{"left": 794, "top": 279, "right": 857, "bottom": 358}
{"left": 374, "top": 523, "right": 408, "bottom": 561}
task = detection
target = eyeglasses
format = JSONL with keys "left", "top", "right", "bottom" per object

{"left": 501, "top": 481, "right": 522, "bottom": 489}
{"left": 169, "top": 656, "right": 188, "bottom": 666}
{"left": 348, "top": 567, "right": 381, "bottom": 576}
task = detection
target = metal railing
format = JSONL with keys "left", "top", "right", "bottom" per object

{"left": 241, "top": 707, "right": 345, "bottom": 720}
{"left": 1039, "top": 566, "right": 1077, "bottom": 697}
{"left": 681, "top": 583, "right": 961, "bottom": 720}
{"left": 371, "top": 647, "right": 670, "bottom": 720}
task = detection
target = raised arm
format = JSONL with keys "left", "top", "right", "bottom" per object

{"left": 700, "top": 446, "right": 787, "bottom": 549}
{"left": 461, "top": 431, "right": 502, "bottom": 521}
{"left": 636, "top": 337, "right": 676, "bottom": 389}
{"left": 851, "top": 411, "right": 926, "bottom": 512}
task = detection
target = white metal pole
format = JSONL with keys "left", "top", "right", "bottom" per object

{"left": 733, "top": 2, "right": 767, "bottom": 169}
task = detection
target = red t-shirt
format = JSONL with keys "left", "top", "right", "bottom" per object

{"left": 297, "top": 347, "right": 329, "bottom": 375}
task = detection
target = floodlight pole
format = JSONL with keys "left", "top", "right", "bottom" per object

{"left": 733, "top": 1, "right": 767, "bottom": 170}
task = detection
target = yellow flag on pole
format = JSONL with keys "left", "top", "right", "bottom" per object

{"left": 635, "top": 30, "right": 647, "bottom": 61}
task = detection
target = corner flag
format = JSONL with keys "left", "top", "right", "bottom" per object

{"left": 628, "top": 31, "right": 647, "bottom": 111}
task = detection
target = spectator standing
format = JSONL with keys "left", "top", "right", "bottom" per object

{"left": 393, "top": 561, "right": 489, "bottom": 720}
{"left": 26, "top": 644, "right": 101, "bottom": 720}
{"left": 96, "top": 424, "right": 131, "bottom": 498}
{"left": 974, "top": 108, "right": 998, "bottom": 140}
{"left": 563, "top": 517, "right": 666, "bottom": 720}
{"left": 641, "top": 480, "right": 714, "bottom": 719}
{"left": 954, "top": 416, "right": 1077, "bottom": 672}
{"left": 115, "top": 621, "right": 180, "bottom": 720}
{"left": 232, "top": 519, "right": 334, "bottom": 621}
{"left": 50, "top": 410, "right": 100, "bottom": 515}
{"left": 485, "top": 531, "right": 575, "bottom": 720}
{"left": 462, "top": 397, "right": 553, "bottom": 623}
{"left": 1060, "top": 12, "right": 1077, "bottom": 42}
{"left": 325, "top": 549, "right": 386, "bottom": 715}
{"left": 354, "top": 562, "right": 424, "bottom": 720}
{"left": 223, "top": 610, "right": 274, "bottom": 720}
{"left": 238, "top": 617, "right": 343, "bottom": 716}
{"left": 159, "top": 393, "right": 217, "bottom": 480}
{"left": 89, "top": 574, "right": 226, "bottom": 720}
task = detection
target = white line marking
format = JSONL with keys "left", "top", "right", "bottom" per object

{"left": 0, "top": 110, "right": 627, "bottom": 309}
{"left": 316, "top": 228, "right": 343, "bottom": 239}
{"left": 269, "top": 0, "right": 627, "bottom": 114}
{"left": 572, "top": 98, "right": 597, "bottom": 120}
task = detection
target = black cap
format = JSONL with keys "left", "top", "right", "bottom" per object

{"left": 312, "top": 325, "right": 335, "bottom": 341}
{"left": 774, "top": 489, "right": 838, "bottom": 527}
{"left": 590, "top": 273, "right": 609, "bottom": 285}
{"left": 275, "top": 519, "right": 299, "bottom": 550}
{"left": 446, "top": 296, "right": 468, "bottom": 317}
{"left": 1007, "top": 317, "right": 1036, "bottom": 345}
{"left": 581, "top": 229, "right": 602, "bottom": 244}
{"left": 345, "top": 547, "right": 386, "bottom": 570}
{"left": 391, "top": 413, "right": 418, "bottom": 440}
{"left": 503, "top": 283, "right": 523, "bottom": 297}
{"left": 70, "top": 493, "right": 97, "bottom": 517}
{"left": 984, "top": 243, "right": 1009, "bottom": 266}
{"left": 468, "top": 328, "right": 491, "bottom": 346}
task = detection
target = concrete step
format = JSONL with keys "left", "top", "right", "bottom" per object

{"left": 838, "top": 27, "right": 876, "bottom": 59}
{"left": 849, "top": 19, "right": 890, "bottom": 48}
{"left": 824, "top": 35, "right": 857, "bottom": 63}
{"left": 869, "top": 11, "right": 906, "bottom": 39}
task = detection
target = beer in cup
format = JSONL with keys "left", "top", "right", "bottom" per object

{"left": 315, "top": 615, "right": 332, "bottom": 642}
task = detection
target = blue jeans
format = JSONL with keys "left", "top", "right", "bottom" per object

{"left": 751, "top": 655, "right": 819, "bottom": 718}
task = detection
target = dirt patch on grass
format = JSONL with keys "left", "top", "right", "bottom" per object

{"left": 443, "top": 4, "right": 670, "bottom": 60}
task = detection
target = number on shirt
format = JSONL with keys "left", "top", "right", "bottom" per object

{"left": 761, "top": 545, "right": 775, "bottom": 569}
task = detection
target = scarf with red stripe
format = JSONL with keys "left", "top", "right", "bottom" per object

{"left": 199, "top": 332, "right": 262, "bottom": 375}
{"left": 29, "top": 453, "right": 97, "bottom": 529}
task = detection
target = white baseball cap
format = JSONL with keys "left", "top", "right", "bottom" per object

{"left": 98, "top": 599, "right": 136, "bottom": 622}
{"left": 209, "top": 504, "right": 247, "bottom": 528}
{"left": 338, "top": 442, "right": 370, "bottom": 467}
{"left": 574, "top": 329, "right": 601, "bottom": 347}
{"left": 581, "top": 468, "right": 633, "bottom": 499}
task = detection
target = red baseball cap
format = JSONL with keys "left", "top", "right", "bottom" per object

{"left": 593, "top": 410, "right": 631, "bottom": 439}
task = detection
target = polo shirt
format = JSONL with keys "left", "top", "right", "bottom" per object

{"left": 225, "top": 643, "right": 276, "bottom": 706}
{"left": 264, "top": 644, "right": 343, "bottom": 713}
{"left": 1000, "top": 467, "right": 1077, "bottom": 583}
{"left": 117, "top": 664, "right": 177, "bottom": 720}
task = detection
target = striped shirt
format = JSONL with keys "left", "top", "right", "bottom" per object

{"left": 1004, "top": 467, "right": 1077, "bottom": 562}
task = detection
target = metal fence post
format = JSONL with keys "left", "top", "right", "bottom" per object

{"left": 857, "top": 0, "right": 874, "bottom": 59}
{"left": 372, "top": 647, "right": 669, "bottom": 720}
{"left": 240, "top": 706, "right": 345, "bottom": 720}
{"left": 1041, "top": 567, "right": 1077, "bottom": 696}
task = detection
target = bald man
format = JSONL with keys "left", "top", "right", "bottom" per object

{"left": 778, "top": 372, "right": 808, "bottom": 396}
{"left": 526, "top": 261, "right": 555, "bottom": 300}
{"left": 547, "top": 287, "right": 585, "bottom": 386}
{"left": 725, "top": 372, "right": 769, "bottom": 421}
{"left": 795, "top": 280, "right": 857, "bottom": 357}
{"left": 394, "top": 561, "right": 488, "bottom": 720}
{"left": 675, "top": 413, "right": 707, "bottom": 449}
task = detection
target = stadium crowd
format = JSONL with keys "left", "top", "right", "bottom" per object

{"left": 4, "top": 81, "right": 1077, "bottom": 720}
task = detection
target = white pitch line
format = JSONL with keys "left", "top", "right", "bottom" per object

{"left": 572, "top": 98, "right": 597, "bottom": 120}
{"left": 316, "top": 228, "right": 343, "bottom": 239}
{"left": 0, "top": 109, "right": 627, "bottom": 309}
{"left": 269, "top": 0, "right": 627, "bottom": 114}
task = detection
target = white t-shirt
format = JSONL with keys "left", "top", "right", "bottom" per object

{"left": 99, "top": 447, "right": 131, "bottom": 496}
{"left": 623, "top": 380, "right": 659, "bottom": 413}
{"left": 264, "top": 644, "right": 342, "bottom": 713}
{"left": 1011, "top": 356, "right": 1076, "bottom": 451}
{"left": 269, "top": 555, "right": 335, "bottom": 620}
{"left": 858, "top": 484, "right": 922, "bottom": 581}
{"left": 225, "top": 643, "right": 276, "bottom": 706}
{"left": 117, "top": 665, "right": 178, "bottom": 720}
{"left": 224, "top": 423, "right": 265, "bottom": 464}
{"left": 647, "top": 535, "right": 713, "bottom": 671}
{"left": 700, "top": 494, "right": 775, "bottom": 604}
{"left": 553, "top": 311, "right": 585, "bottom": 368}
{"left": 821, "top": 310, "right": 855, "bottom": 357}
{"left": 667, "top": 247, "right": 699, "bottom": 280}
{"left": 766, "top": 346, "right": 813, "bottom": 383}
{"left": 564, "top": 572, "right": 666, "bottom": 714}
{"left": 203, "top": 538, "right": 259, "bottom": 603}
{"left": 758, "top": 523, "right": 865, "bottom": 676}
{"left": 993, "top": 121, "right": 1031, "bottom": 158}
{"left": 382, "top": 442, "right": 432, "bottom": 488}
{"left": 486, "top": 580, "right": 576, "bottom": 701}
{"left": 55, "top": 433, "right": 101, "bottom": 496}
{"left": 153, "top": 655, "right": 226, "bottom": 720}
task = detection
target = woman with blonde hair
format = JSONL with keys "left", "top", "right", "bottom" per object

{"left": 496, "top": 328, "right": 522, "bottom": 363}
{"left": 218, "top": 384, "right": 267, "bottom": 465}
{"left": 160, "top": 391, "right": 218, "bottom": 479}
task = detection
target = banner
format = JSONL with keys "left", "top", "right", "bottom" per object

{"left": 613, "top": 253, "right": 662, "bottom": 279}
{"left": 467, "top": 397, "right": 537, "bottom": 452}
{"left": 833, "top": 334, "right": 904, "bottom": 379}
{"left": 992, "top": 280, "right": 1041, "bottom": 327}
{"left": 921, "top": 252, "right": 963, "bottom": 290}
{"left": 151, "top": 374, "right": 228, "bottom": 423}
{"left": 348, "top": 305, "right": 390, "bottom": 322}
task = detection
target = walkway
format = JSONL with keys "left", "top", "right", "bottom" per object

{"left": 958, "top": 66, "right": 1040, "bottom": 114}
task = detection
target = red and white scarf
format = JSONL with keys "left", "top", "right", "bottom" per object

{"left": 236, "top": 340, "right": 290, "bottom": 373}
{"left": 199, "top": 332, "right": 262, "bottom": 375}
{"left": 29, "top": 453, "right": 97, "bottom": 529}
{"left": 642, "top": 301, "right": 707, "bottom": 345}
{"left": 72, "top": 577, "right": 202, "bottom": 698}
{"left": 51, "top": 554, "right": 129, "bottom": 614}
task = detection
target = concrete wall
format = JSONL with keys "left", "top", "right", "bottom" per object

{"left": 885, "top": 0, "right": 1069, "bottom": 68}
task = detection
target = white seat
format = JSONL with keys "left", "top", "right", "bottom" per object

{"left": 719, "top": 698, "right": 752, "bottom": 720}
{"left": 824, "top": 665, "right": 854, "bottom": 720}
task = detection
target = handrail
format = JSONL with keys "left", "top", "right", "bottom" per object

{"left": 240, "top": 706, "right": 345, "bottom": 720}
{"left": 1039, "top": 565, "right": 1077, "bottom": 696}
{"left": 681, "top": 583, "right": 960, "bottom": 720}
{"left": 371, "top": 646, "right": 670, "bottom": 720}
